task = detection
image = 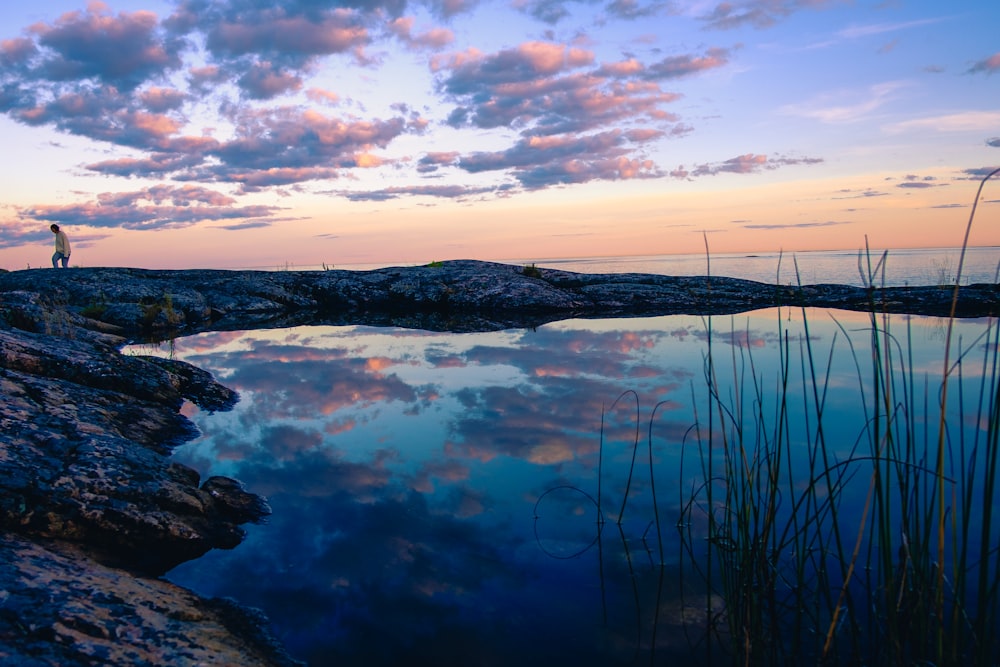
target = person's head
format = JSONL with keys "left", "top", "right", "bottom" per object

{"left": 50, "top": 224, "right": 60, "bottom": 234}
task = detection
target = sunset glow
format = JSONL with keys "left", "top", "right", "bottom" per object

{"left": 0, "top": 1, "right": 997, "bottom": 270}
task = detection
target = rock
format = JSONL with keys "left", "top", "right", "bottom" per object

{"left": 0, "top": 533, "right": 302, "bottom": 666}
{"left": 0, "top": 327, "right": 259, "bottom": 575}
{"left": 1, "top": 261, "right": 995, "bottom": 339}
{"left": 0, "top": 293, "right": 282, "bottom": 663}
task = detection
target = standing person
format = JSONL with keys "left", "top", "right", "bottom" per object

{"left": 50, "top": 224, "right": 71, "bottom": 268}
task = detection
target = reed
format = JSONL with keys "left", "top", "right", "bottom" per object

{"left": 672, "top": 168, "right": 1000, "bottom": 664}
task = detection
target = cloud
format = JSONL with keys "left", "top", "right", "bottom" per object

{"left": 0, "top": 221, "right": 60, "bottom": 249}
{"left": 9, "top": 86, "right": 181, "bottom": 149}
{"left": 417, "top": 151, "right": 461, "bottom": 173}
{"left": 458, "top": 130, "right": 661, "bottom": 187}
{"left": 340, "top": 184, "right": 500, "bottom": 201}
{"left": 896, "top": 174, "right": 946, "bottom": 189}
{"left": 26, "top": 4, "right": 184, "bottom": 91}
{"left": 436, "top": 41, "right": 595, "bottom": 92}
{"left": 698, "top": 0, "right": 841, "bottom": 31}
{"left": 86, "top": 153, "right": 206, "bottom": 178}
{"left": 743, "top": 220, "right": 851, "bottom": 230}
{"left": 305, "top": 88, "right": 340, "bottom": 105}
{"left": 166, "top": 2, "right": 372, "bottom": 66}
{"left": 238, "top": 61, "right": 303, "bottom": 100}
{"left": 781, "top": 81, "right": 908, "bottom": 123}
{"left": 833, "top": 187, "right": 888, "bottom": 199}
{"left": 987, "top": 137, "right": 1000, "bottom": 148}
{"left": 139, "top": 86, "right": 187, "bottom": 112}
{"left": 436, "top": 43, "right": 726, "bottom": 134}
{"left": 421, "top": 38, "right": 719, "bottom": 188}
{"left": 835, "top": 17, "right": 943, "bottom": 40}
{"left": 514, "top": 0, "right": 582, "bottom": 25}
{"left": 0, "top": 0, "right": 749, "bottom": 234}
{"left": 644, "top": 47, "right": 733, "bottom": 79}
{"left": 0, "top": 36, "right": 37, "bottom": 70}
{"left": 206, "top": 106, "right": 411, "bottom": 172}
{"left": 956, "top": 166, "right": 1000, "bottom": 181}
{"left": 18, "top": 185, "right": 282, "bottom": 230}
{"left": 673, "top": 153, "right": 823, "bottom": 178}
{"left": 967, "top": 52, "right": 1000, "bottom": 75}
{"left": 605, "top": 0, "right": 670, "bottom": 21}
{"left": 387, "top": 17, "right": 455, "bottom": 50}
{"left": 884, "top": 111, "right": 1000, "bottom": 134}
{"left": 426, "top": 0, "right": 479, "bottom": 20}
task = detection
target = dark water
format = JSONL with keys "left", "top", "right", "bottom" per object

{"left": 135, "top": 306, "right": 1000, "bottom": 665}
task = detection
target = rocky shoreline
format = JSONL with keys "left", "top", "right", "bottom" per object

{"left": 1, "top": 260, "right": 997, "bottom": 665}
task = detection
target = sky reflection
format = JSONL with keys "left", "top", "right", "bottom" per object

{"left": 138, "top": 308, "right": 998, "bottom": 666}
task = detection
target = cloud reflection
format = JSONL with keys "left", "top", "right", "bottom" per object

{"left": 151, "top": 310, "right": 990, "bottom": 665}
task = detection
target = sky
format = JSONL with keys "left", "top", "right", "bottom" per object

{"left": 0, "top": 0, "right": 997, "bottom": 270}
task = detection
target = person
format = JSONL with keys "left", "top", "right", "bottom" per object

{"left": 51, "top": 224, "right": 71, "bottom": 268}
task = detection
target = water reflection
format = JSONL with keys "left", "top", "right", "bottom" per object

{"left": 134, "top": 308, "right": 998, "bottom": 665}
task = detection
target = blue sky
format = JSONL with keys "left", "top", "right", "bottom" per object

{"left": 0, "top": 0, "right": 997, "bottom": 269}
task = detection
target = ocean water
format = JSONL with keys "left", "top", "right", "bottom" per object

{"left": 321, "top": 246, "right": 1000, "bottom": 288}
{"left": 524, "top": 246, "right": 1000, "bottom": 287}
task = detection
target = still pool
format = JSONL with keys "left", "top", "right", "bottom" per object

{"left": 129, "top": 307, "right": 1000, "bottom": 665}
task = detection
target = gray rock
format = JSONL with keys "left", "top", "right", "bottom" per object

{"left": 0, "top": 533, "right": 301, "bottom": 666}
{"left": 1, "top": 261, "right": 995, "bottom": 339}
{"left": 0, "top": 287, "right": 283, "bottom": 664}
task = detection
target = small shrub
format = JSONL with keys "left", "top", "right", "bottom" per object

{"left": 141, "top": 292, "right": 181, "bottom": 328}
{"left": 80, "top": 292, "right": 108, "bottom": 319}
{"left": 522, "top": 263, "right": 542, "bottom": 278}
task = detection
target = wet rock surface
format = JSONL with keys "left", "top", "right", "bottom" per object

{"left": 0, "top": 277, "right": 297, "bottom": 665}
{"left": 0, "top": 533, "right": 297, "bottom": 666}
{"left": 0, "top": 260, "right": 996, "bottom": 665}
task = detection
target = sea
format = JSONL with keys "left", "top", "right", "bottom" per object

{"left": 288, "top": 246, "right": 1000, "bottom": 288}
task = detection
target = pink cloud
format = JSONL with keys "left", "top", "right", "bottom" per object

{"left": 646, "top": 47, "right": 732, "bottom": 79}
{"left": 28, "top": 5, "right": 181, "bottom": 89}
{"left": 968, "top": 52, "right": 1000, "bottom": 74}
{"left": 387, "top": 17, "right": 454, "bottom": 50}
{"left": 206, "top": 10, "right": 369, "bottom": 57}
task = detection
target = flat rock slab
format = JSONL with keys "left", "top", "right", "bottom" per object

{"left": 0, "top": 533, "right": 300, "bottom": 666}
{"left": 1, "top": 260, "right": 996, "bottom": 339}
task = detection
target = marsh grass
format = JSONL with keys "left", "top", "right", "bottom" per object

{"left": 672, "top": 301, "right": 999, "bottom": 664}
{"left": 667, "top": 167, "right": 1000, "bottom": 665}
{"left": 563, "top": 168, "right": 1000, "bottom": 664}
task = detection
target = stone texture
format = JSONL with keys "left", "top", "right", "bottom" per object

{"left": 0, "top": 533, "right": 299, "bottom": 666}
{"left": 1, "top": 261, "right": 995, "bottom": 339}
{"left": 0, "top": 279, "right": 291, "bottom": 665}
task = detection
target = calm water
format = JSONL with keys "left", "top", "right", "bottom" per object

{"left": 136, "top": 300, "right": 1000, "bottom": 665}
{"left": 305, "top": 246, "right": 1000, "bottom": 288}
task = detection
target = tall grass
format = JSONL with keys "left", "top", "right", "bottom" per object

{"left": 673, "top": 167, "right": 1000, "bottom": 665}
